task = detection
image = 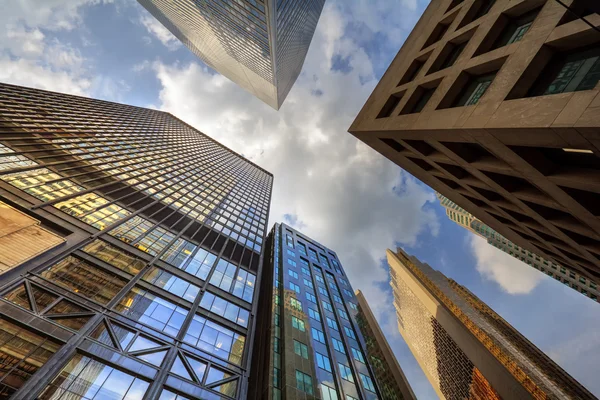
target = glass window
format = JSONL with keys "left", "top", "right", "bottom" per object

{"left": 301, "top": 267, "right": 311, "bottom": 276}
{"left": 232, "top": 269, "right": 256, "bottom": 302}
{"left": 538, "top": 47, "right": 600, "bottom": 95}
{"left": 0, "top": 320, "right": 61, "bottom": 397}
{"left": 311, "top": 327, "right": 325, "bottom": 343}
{"left": 318, "top": 286, "right": 329, "bottom": 298}
{"left": 294, "top": 340, "right": 309, "bottom": 359}
{"left": 332, "top": 337, "right": 345, "bottom": 354}
{"left": 305, "top": 292, "right": 317, "bottom": 303}
{"left": 309, "top": 248, "right": 319, "bottom": 262}
{"left": 292, "top": 316, "right": 306, "bottom": 332}
{"left": 295, "top": 370, "right": 313, "bottom": 395}
{"left": 316, "top": 352, "right": 332, "bottom": 372}
{"left": 351, "top": 347, "right": 365, "bottom": 363}
{"left": 322, "top": 384, "right": 338, "bottom": 400}
{"left": 297, "top": 243, "right": 307, "bottom": 256}
{"left": 39, "top": 354, "right": 148, "bottom": 400}
{"left": 344, "top": 326, "right": 357, "bottom": 340}
{"left": 348, "top": 302, "right": 358, "bottom": 311}
{"left": 180, "top": 248, "right": 217, "bottom": 280}
{"left": 326, "top": 317, "right": 339, "bottom": 331}
{"left": 289, "top": 270, "right": 299, "bottom": 279}
{"left": 115, "top": 286, "right": 188, "bottom": 336}
{"left": 360, "top": 373, "right": 376, "bottom": 392}
{"left": 286, "top": 234, "right": 294, "bottom": 248}
{"left": 209, "top": 259, "right": 237, "bottom": 291}
{"left": 290, "top": 298, "right": 303, "bottom": 311}
{"left": 333, "top": 294, "right": 343, "bottom": 304}
{"left": 82, "top": 240, "right": 145, "bottom": 274}
{"left": 338, "top": 308, "right": 349, "bottom": 320}
{"left": 455, "top": 73, "right": 496, "bottom": 106}
{"left": 308, "top": 308, "right": 321, "bottom": 322}
{"left": 339, "top": 363, "right": 354, "bottom": 383}
{"left": 303, "top": 278, "right": 314, "bottom": 289}
{"left": 160, "top": 238, "right": 197, "bottom": 269}
{"left": 199, "top": 292, "right": 250, "bottom": 327}
{"left": 322, "top": 301, "right": 333, "bottom": 312}
{"left": 290, "top": 282, "right": 301, "bottom": 294}
{"left": 184, "top": 315, "right": 245, "bottom": 365}
{"left": 287, "top": 258, "right": 297, "bottom": 267}
{"left": 142, "top": 266, "right": 200, "bottom": 302}
{"left": 40, "top": 256, "right": 128, "bottom": 305}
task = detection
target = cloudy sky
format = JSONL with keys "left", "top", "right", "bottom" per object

{"left": 3, "top": 0, "right": 600, "bottom": 397}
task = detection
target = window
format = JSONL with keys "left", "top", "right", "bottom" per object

{"left": 348, "top": 302, "right": 358, "bottom": 311}
{"left": 340, "top": 278, "right": 349, "bottom": 287}
{"left": 199, "top": 292, "right": 250, "bottom": 327}
{"left": 302, "top": 267, "right": 311, "bottom": 276}
{"left": 351, "top": 347, "right": 365, "bottom": 363}
{"left": 343, "top": 289, "right": 353, "bottom": 297}
{"left": 333, "top": 294, "right": 343, "bottom": 304}
{"left": 309, "top": 308, "right": 321, "bottom": 321}
{"left": 288, "top": 258, "right": 297, "bottom": 267}
{"left": 294, "top": 340, "right": 309, "bottom": 359}
{"left": 318, "top": 286, "right": 329, "bottom": 298}
{"left": 326, "top": 317, "right": 339, "bottom": 331}
{"left": 316, "top": 352, "right": 332, "bottom": 372}
{"left": 338, "top": 363, "right": 354, "bottom": 382}
{"left": 440, "top": 42, "right": 467, "bottom": 70}
{"left": 40, "top": 354, "right": 149, "bottom": 400}
{"left": 295, "top": 370, "right": 313, "bottom": 395}
{"left": 289, "top": 282, "right": 301, "bottom": 294}
{"left": 360, "top": 373, "right": 376, "bottom": 392}
{"left": 322, "top": 301, "right": 334, "bottom": 312}
{"left": 289, "top": 269, "right": 299, "bottom": 279}
{"left": 530, "top": 46, "right": 600, "bottom": 96}
{"left": 292, "top": 316, "right": 306, "bottom": 332}
{"left": 309, "top": 248, "right": 319, "bottom": 262}
{"left": 297, "top": 242, "right": 307, "bottom": 256}
{"left": 332, "top": 337, "right": 345, "bottom": 353}
{"left": 184, "top": 315, "right": 245, "bottom": 364}
{"left": 454, "top": 72, "right": 496, "bottom": 106}
{"left": 344, "top": 326, "right": 357, "bottom": 339}
{"left": 0, "top": 320, "right": 61, "bottom": 397}
{"left": 176, "top": 247, "right": 217, "bottom": 279}
{"left": 315, "top": 273, "right": 325, "bottom": 284}
{"left": 338, "top": 308, "right": 349, "bottom": 320}
{"left": 346, "top": 396, "right": 359, "bottom": 400}
{"left": 291, "top": 298, "right": 303, "bottom": 311}
{"left": 286, "top": 234, "right": 294, "bottom": 248}
{"left": 401, "top": 86, "right": 437, "bottom": 114}
{"left": 303, "top": 278, "right": 314, "bottom": 289}
{"left": 306, "top": 292, "right": 317, "bottom": 303}
{"left": 321, "top": 384, "right": 338, "bottom": 400}
{"left": 287, "top": 249, "right": 296, "bottom": 257}
{"left": 312, "top": 327, "right": 326, "bottom": 343}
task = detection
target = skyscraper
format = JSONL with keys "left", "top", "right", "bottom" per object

{"left": 249, "top": 223, "right": 382, "bottom": 400}
{"left": 137, "top": 0, "right": 325, "bottom": 109}
{"left": 388, "top": 247, "right": 596, "bottom": 400}
{"left": 349, "top": 0, "right": 600, "bottom": 289}
{"left": 354, "top": 290, "right": 416, "bottom": 400}
{"left": 0, "top": 83, "right": 273, "bottom": 399}
{"left": 438, "top": 192, "right": 600, "bottom": 303}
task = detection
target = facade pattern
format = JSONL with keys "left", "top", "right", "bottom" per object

{"left": 350, "top": 0, "right": 600, "bottom": 286}
{"left": 389, "top": 248, "right": 597, "bottom": 400}
{"left": 0, "top": 83, "right": 273, "bottom": 399}
{"left": 249, "top": 223, "right": 381, "bottom": 400}
{"left": 137, "top": 0, "right": 325, "bottom": 109}
{"left": 438, "top": 192, "right": 600, "bottom": 302}
{"left": 354, "top": 290, "right": 416, "bottom": 400}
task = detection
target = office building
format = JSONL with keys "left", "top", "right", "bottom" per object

{"left": 354, "top": 290, "right": 416, "bottom": 400}
{"left": 350, "top": 0, "right": 600, "bottom": 288}
{"left": 249, "top": 223, "right": 382, "bottom": 400}
{"left": 0, "top": 83, "right": 273, "bottom": 399}
{"left": 137, "top": 0, "right": 325, "bottom": 109}
{"left": 388, "top": 247, "right": 596, "bottom": 399}
{"left": 438, "top": 192, "right": 600, "bottom": 302}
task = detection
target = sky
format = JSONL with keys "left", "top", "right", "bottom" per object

{"left": 2, "top": 0, "right": 600, "bottom": 398}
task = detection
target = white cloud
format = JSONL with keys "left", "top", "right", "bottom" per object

{"left": 139, "top": 13, "right": 181, "bottom": 51}
{"left": 470, "top": 234, "right": 546, "bottom": 295}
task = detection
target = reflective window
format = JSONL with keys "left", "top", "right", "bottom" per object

{"left": 308, "top": 308, "right": 321, "bottom": 322}
{"left": 294, "top": 340, "right": 309, "bottom": 359}
{"left": 290, "top": 282, "right": 301, "bottom": 294}
{"left": 39, "top": 354, "right": 149, "bottom": 400}
{"left": 82, "top": 240, "right": 146, "bottom": 274}
{"left": 199, "top": 292, "right": 250, "bottom": 328}
{"left": 184, "top": 315, "right": 245, "bottom": 365}
{"left": 289, "top": 270, "right": 298, "bottom": 279}
{"left": 338, "top": 308, "right": 349, "bottom": 320}
{"left": 115, "top": 286, "right": 188, "bottom": 336}
{"left": 305, "top": 292, "right": 317, "bottom": 303}
{"left": 332, "top": 337, "right": 345, "bottom": 354}
{"left": 322, "top": 384, "right": 338, "bottom": 400}
{"left": 179, "top": 247, "right": 217, "bottom": 280}
{"left": 232, "top": 269, "right": 256, "bottom": 303}
{"left": 290, "top": 298, "right": 303, "bottom": 311}
{"left": 344, "top": 326, "right": 357, "bottom": 340}
{"left": 297, "top": 243, "right": 307, "bottom": 256}
{"left": 0, "top": 320, "right": 60, "bottom": 397}
{"left": 316, "top": 352, "right": 332, "bottom": 372}
{"left": 160, "top": 239, "right": 197, "bottom": 269}
{"left": 311, "top": 327, "right": 325, "bottom": 343}
{"left": 41, "top": 256, "right": 128, "bottom": 305}
{"left": 322, "top": 301, "right": 333, "bottom": 312}
{"left": 295, "top": 370, "right": 313, "bottom": 395}
{"left": 360, "top": 373, "right": 376, "bottom": 392}
{"left": 159, "top": 390, "right": 192, "bottom": 400}
{"left": 326, "top": 317, "right": 339, "bottom": 331}
{"left": 209, "top": 259, "right": 237, "bottom": 291}
{"left": 339, "top": 363, "right": 354, "bottom": 382}
{"left": 351, "top": 347, "right": 365, "bottom": 363}
{"left": 142, "top": 266, "right": 200, "bottom": 302}
{"left": 292, "top": 316, "right": 306, "bottom": 332}
{"left": 303, "top": 278, "right": 314, "bottom": 289}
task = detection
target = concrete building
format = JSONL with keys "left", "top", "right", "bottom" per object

{"left": 438, "top": 192, "right": 600, "bottom": 302}
{"left": 137, "top": 0, "right": 325, "bottom": 109}
{"left": 0, "top": 83, "right": 273, "bottom": 399}
{"left": 388, "top": 247, "right": 596, "bottom": 400}
{"left": 249, "top": 223, "right": 383, "bottom": 400}
{"left": 354, "top": 290, "right": 416, "bottom": 400}
{"left": 349, "top": 0, "right": 600, "bottom": 291}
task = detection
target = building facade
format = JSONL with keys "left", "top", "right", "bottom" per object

{"left": 137, "top": 0, "right": 325, "bottom": 109}
{"left": 0, "top": 83, "right": 273, "bottom": 400}
{"left": 388, "top": 247, "right": 596, "bottom": 400}
{"left": 249, "top": 223, "right": 382, "bottom": 400}
{"left": 354, "top": 290, "right": 416, "bottom": 400}
{"left": 350, "top": 0, "right": 600, "bottom": 289}
{"left": 438, "top": 192, "right": 600, "bottom": 302}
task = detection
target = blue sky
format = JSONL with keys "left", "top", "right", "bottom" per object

{"left": 2, "top": 0, "right": 600, "bottom": 398}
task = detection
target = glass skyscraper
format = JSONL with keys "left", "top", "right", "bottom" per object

{"left": 0, "top": 83, "right": 273, "bottom": 399}
{"left": 388, "top": 247, "right": 596, "bottom": 400}
{"left": 437, "top": 192, "right": 600, "bottom": 303}
{"left": 137, "top": 0, "right": 326, "bottom": 109}
{"left": 249, "top": 223, "right": 381, "bottom": 399}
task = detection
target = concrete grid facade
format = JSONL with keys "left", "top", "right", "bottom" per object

{"left": 438, "top": 192, "right": 600, "bottom": 302}
{"left": 388, "top": 248, "right": 596, "bottom": 400}
{"left": 137, "top": 0, "right": 325, "bottom": 109}
{"left": 0, "top": 83, "right": 273, "bottom": 400}
{"left": 350, "top": 0, "right": 600, "bottom": 289}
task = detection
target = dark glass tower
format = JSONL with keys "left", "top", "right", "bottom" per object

{"left": 0, "top": 83, "right": 273, "bottom": 400}
{"left": 137, "top": 0, "right": 326, "bottom": 109}
{"left": 249, "top": 223, "right": 382, "bottom": 400}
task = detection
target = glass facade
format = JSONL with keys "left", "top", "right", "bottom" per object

{"left": 137, "top": 0, "right": 326, "bottom": 109}
{"left": 0, "top": 83, "right": 273, "bottom": 399}
{"left": 249, "top": 223, "right": 382, "bottom": 399}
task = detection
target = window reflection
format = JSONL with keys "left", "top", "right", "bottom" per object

{"left": 82, "top": 240, "right": 146, "bottom": 275}
{"left": 142, "top": 266, "right": 200, "bottom": 302}
{"left": 184, "top": 315, "right": 245, "bottom": 365}
{"left": 199, "top": 292, "right": 250, "bottom": 327}
{"left": 39, "top": 354, "right": 149, "bottom": 400}
{"left": 179, "top": 248, "right": 217, "bottom": 280}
